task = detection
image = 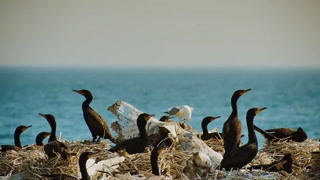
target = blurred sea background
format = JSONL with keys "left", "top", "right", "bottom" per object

{"left": 0, "top": 67, "right": 319, "bottom": 149}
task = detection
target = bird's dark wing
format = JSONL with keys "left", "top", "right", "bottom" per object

{"left": 168, "top": 107, "right": 181, "bottom": 115}
{"left": 85, "top": 107, "right": 112, "bottom": 139}
{"left": 265, "top": 128, "right": 296, "bottom": 138}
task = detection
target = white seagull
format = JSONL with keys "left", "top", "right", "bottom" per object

{"left": 165, "top": 105, "right": 194, "bottom": 123}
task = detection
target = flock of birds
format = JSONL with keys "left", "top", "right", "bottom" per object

{"left": 1, "top": 88, "right": 308, "bottom": 179}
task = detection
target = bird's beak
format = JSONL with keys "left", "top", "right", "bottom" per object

{"left": 39, "top": 113, "right": 45, "bottom": 117}
{"left": 145, "top": 114, "right": 155, "bottom": 121}
{"left": 240, "top": 88, "right": 251, "bottom": 96}
{"left": 256, "top": 107, "right": 267, "bottom": 114}
{"left": 210, "top": 116, "right": 221, "bottom": 121}
{"left": 73, "top": 89, "right": 85, "bottom": 95}
{"left": 23, "top": 125, "right": 32, "bottom": 131}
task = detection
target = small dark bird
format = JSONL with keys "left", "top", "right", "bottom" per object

{"left": 39, "top": 113, "right": 70, "bottom": 159}
{"left": 254, "top": 125, "right": 307, "bottom": 142}
{"left": 109, "top": 113, "right": 154, "bottom": 154}
{"left": 201, "top": 116, "right": 222, "bottom": 140}
{"left": 250, "top": 153, "right": 293, "bottom": 173}
{"left": 159, "top": 116, "right": 172, "bottom": 122}
{"left": 223, "top": 89, "right": 251, "bottom": 155}
{"left": 151, "top": 146, "right": 164, "bottom": 176}
{"left": 73, "top": 89, "right": 114, "bottom": 143}
{"left": 39, "top": 113, "right": 57, "bottom": 142}
{"left": 220, "top": 107, "right": 267, "bottom": 171}
{"left": 36, "top": 132, "right": 51, "bottom": 146}
{"left": 79, "top": 152, "right": 93, "bottom": 180}
{"left": 1, "top": 125, "right": 32, "bottom": 152}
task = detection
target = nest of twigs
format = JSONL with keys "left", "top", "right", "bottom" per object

{"left": 0, "top": 139, "right": 113, "bottom": 179}
{"left": 1, "top": 131, "right": 319, "bottom": 179}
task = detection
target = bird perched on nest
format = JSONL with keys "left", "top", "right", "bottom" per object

{"left": 222, "top": 89, "right": 251, "bottom": 155}
{"left": 39, "top": 113, "right": 70, "bottom": 159}
{"left": 35, "top": 132, "right": 51, "bottom": 146}
{"left": 73, "top": 89, "right": 115, "bottom": 143}
{"left": 220, "top": 107, "right": 267, "bottom": 171}
{"left": 254, "top": 125, "right": 307, "bottom": 143}
{"left": 164, "top": 105, "right": 193, "bottom": 124}
{"left": 1, "top": 125, "right": 32, "bottom": 152}
{"left": 159, "top": 116, "right": 173, "bottom": 123}
{"left": 109, "top": 113, "right": 154, "bottom": 154}
{"left": 151, "top": 146, "right": 164, "bottom": 176}
{"left": 201, "top": 116, "right": 222, "bottom": 140}
{"left": 249, "top": 153, "right": 293, "bottom": 173}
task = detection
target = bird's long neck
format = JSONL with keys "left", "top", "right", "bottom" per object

{"left": 82, "top": 95, "right": 92, "bottom": 109}
{"left": 151, "top": 158, "right": 160, "bottom": 175}
{"left": 79, "top": 158, "right": 90, "bottom": 180}
{"left": 14, "top": 130, "right": 22, "bottom": 148}
{"left": 138, "top": 120, "right": 147, "bottom": 140}
{"left": 231, "top": 95, "right": 239, "bottom": 118}
{"left": 246, "top": 114, "right": 257, "bottom": 144}
{"left": 49, "top": 123, "right": 57, "bottom": 142}
{"left": 139, "top": 126, "right": 147, "bottom": 140}
{"left": 151, "top": 151, "right": 160, "bottom": 175}
{"left": 202, "top": 121, "right": 209, "bottom": 135}
{"left": 36, "top": 135, "right": 44, "bottom": 146}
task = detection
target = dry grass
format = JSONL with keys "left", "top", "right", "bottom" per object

{"left": 1, "top": 134, "right": 319, "bottom": 179}
{"left": 0, "top": 139, "right": 113, "bottom": 179}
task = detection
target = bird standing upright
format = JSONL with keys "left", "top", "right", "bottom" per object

{"left": 222, "top": 89, "right": 251, "bottom": 155}
{"left": 73, "top": 89, "right": 115, "bottom": 143}
{"left": 165, "top": 105, "right": 193, "bottom": 124}
{"left": 220, "top": 107, "right": 267, "bottom": 171}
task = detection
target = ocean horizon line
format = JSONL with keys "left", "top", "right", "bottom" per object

{"left": 1, "top": 64, "right": 319, "bottom": 72}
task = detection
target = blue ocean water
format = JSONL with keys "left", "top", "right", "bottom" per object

{"left": 0, "top": 67, "right": 319, "bottom": 149}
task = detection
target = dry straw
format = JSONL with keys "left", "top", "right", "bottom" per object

{"left": 0, "top": 132, "right": 319, "bottom": 179}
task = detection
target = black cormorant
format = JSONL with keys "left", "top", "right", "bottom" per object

{"left": 201, "top": 116, "right": 222, "bottom": 140}
{"left": 250, "top": 153, "right": 293, "bottom": 173}
{"left": 159, "top": 116, "right": 172, "bottom": 122}
{"left": 151, "top": 146, "right": 163, "bottom": 176}
{"left": 79, "top": 152, "right": 93, "bottom": 180}
{"left": 39, "top": 113, "right": 57, "bottom": 142}
{"left": 222, "top": 89, "right": 251, "bottom": 155}
{"left": 220, "top": 107, "right": 267, "bottom": 171}
{"left": 39, "top": 113, "right": 70, "bottom": 159}
{"left": 254, "top": 125, "right": 307, "bottom": 142}
{"left": 36, "top": 132, "right": 50, "bottom": 146}
{"left": 73, "top": 89, "right": 114, "bottom": 143}
{"left": 1, "top": 125, "right": 32, "bottom": 152}
{"left": 109, "top": 113, "right": 154, "bottom": 154}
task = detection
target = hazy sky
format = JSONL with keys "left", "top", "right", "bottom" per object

{"left": 1, "top": 0, "right": 319, "bottom": 68}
